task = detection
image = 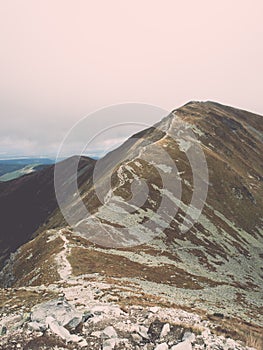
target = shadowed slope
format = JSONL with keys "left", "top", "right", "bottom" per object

{"left": 0, "top": 156, "right": 96, "bottom": 268}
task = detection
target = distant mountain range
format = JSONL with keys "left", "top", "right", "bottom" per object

{"left": 0, "top": 158, "right": 55, "bottom": 182}
{"left": 0, "top": 101, "right": 262, "bottom": 349}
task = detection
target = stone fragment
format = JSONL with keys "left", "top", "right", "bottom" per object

{"left": 171, "top": 340, "right": 192, "bottom": 350}
{"left": 101, "top": 326, "right": 118, "bottom": 339}
{"left": 160, "top": 323, "right": 170, "bottom": 339}
{"left": 154, "top": 342, "right": 168, "bottom": 350}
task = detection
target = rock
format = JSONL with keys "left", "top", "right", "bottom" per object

{"left": 170, "top": 325, "right": 185, "bottom": 342}
{"left": 194, "top": 336, "right": 205, "bottom": 346}
{"left": 27, "top": 321, "right": 46, "bottom": 332}
{"left": 201, "top": 329, "right": 211, "bottom": 339}
{"left": 154, "top": 342, "right": 168, "bottom": 350}
{"left": 160, "top": 323, "right": 170, "bottom": 339}
{"left": 103, "top": 338, "right": 117, "bottom": 350}
{"left": 22, "top": 312, "right": 31, "bottom": 322}
{"left": 171, "top": 340, "right": 192, "bottom": 350}
{"left": 79, "top": 339, "right": 88, "bottom": 347}
{"left": 182, "top": 331, "right": 195, "bottom": 343}
{"left": 82, "top": 310, "right": 94, "bottom": 322}
{"left": 131, "top": 332, "right": 142, "bottom": 343}
{"left": 69, "top": 334, "right": 83, "bottom": 343}
{"left": 0, "top": 314, "right": 23, "bottom": 331}
{"left": 101, "top": 326, "right": 118, "bottom": 339}
{"left": 148, "top": 320, "right": 165, "bottom": 341}
{"left": 149, "top": 306, "right": 159, "bottom": 313}
{"left": 45, "top": 316, "right": 85, "bottom": 345}
{"left": 46, "top": 316, "right": 72, "bottom": 342}
{"left": 0, "top": 325, "right": 7, "bottom": 336}
{"left": 31, "top": 299, "right": 82, "bottom": 331}
{"left": 225, "top": 338, "right": 237, "bottom": 348}
{"left": 137, "top": 325, "right": 149, "bottom": 339}
{"left": 91, "top": 330, "right": 101, "bottom": 338}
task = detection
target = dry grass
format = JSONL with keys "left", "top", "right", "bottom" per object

{"left": 245, "top": 331, "right": 263, "bottom": 350}
{"left": 210, "top": 316, "right": 263, "bottom": 350}
{"left": 68, "top": 246, "right": 221, "bottom": 289}
{"left": 0, "top": 288, "right": 57, "bottom": 314}
{"left": 12, "top": 232, "right": 63, "bottom": 287}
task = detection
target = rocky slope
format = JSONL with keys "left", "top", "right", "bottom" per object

{"left": 0, "top": 101, "right": 262, "bottom": 349}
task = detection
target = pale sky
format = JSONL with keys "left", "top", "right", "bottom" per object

{"left": 0, "top": 1, "right": 262, "bottom": 158}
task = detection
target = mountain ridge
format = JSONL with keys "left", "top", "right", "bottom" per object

{"left": 0, "top": 101, "right": 262, "bottom": 349}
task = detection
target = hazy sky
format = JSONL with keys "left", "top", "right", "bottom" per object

{"left": 0, "top": 1, "right": 262, "bottom": 157}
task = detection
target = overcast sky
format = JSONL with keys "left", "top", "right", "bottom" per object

{"left": 0, "top": 0, "right": 262, "bottom": 158}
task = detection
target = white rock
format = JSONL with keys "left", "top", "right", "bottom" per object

{"left": 101, "top": 326, "right": 118, "bottom": 339}
{"left": 171, "top": 340, "right": 192, "bottom": 350}
{"left": 27, "top": 321, "right": 46, "bottom": 332}
{"left": 78, "top": 339, "right": 88, "bottom": 348}
{"left": 46, "top": 316, "right": 83, "bottom": 344}
{"left": 137, "top": 325, "right": 149, "bottom": 339}
{"left": 31, "top": 299, "right": 82, "bottom": 331}
{"left": 70, "top": 334, "right": 82, "bottom": 342}
{"left": 46, "top": 316, "right": 72, "bottom": 342}
{"left": 1, "top": 314, "right": 22, "bottom": 329}
{"left": 160, "top": 323, "right": 170, "bottom": 339}
{"left": 201, "top": 329, "right": 211, "bottom": 339}
{"left": 103, "top": 338, "right": 117, "bottom": 350}
{"left": 225, "top": 338, "right": 237, "bottom": 348}
{"left": 182, "top": 331, "right": 195, "bottom": 343}
{"left": 149, "top": 306, "right": 159, "bottom": 313}
{"left": 154, "top": 343, "right": 168, "bottom": 350}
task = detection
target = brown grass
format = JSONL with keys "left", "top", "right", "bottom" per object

{"left": 0, "top": 288, "right": 57, "bottom": 314}
{"left": 245, "top": 331, "right": 263, "bottom": 350}
{"left": 68, "top": 246, "right": 221, "bottom": 289}
{"left": 209, "top": 317, "right": 263, "bottom": 350}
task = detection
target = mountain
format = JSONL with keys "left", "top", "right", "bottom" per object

{"left": 0, "top": 164, "right": 49, "bottom": 182}
{"left": 0, "top": 101, "right": 262, "bottom": 349}
{"left": 0, "top": 156, "right": 96, "bottom": 268}
{"left": 0, "top": 158, "right": 54, "bottom": 179}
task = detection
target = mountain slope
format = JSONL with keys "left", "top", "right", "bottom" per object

{"left": 0, "top": 101, "right": 262, "bottom": 348}
{"left": 0, "top": 157, "right": 54, "bottom": 178}
{"left": 0, "top": 156, "right": 96, "bottom": 268}
{"left": 40, "top": 101, "right": 263, "bottom": 320}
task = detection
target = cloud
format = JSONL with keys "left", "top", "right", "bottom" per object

{"left": 0, "top": 1, "right": 262, "bottom": 158}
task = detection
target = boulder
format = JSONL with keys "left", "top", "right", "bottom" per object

{"left": 45, "top": 316, "right": 85, "bottom": 346}
{"left": 46, "top": 316, "right": 72, "bottom": 342}
{"left": 101, "top": 326, "right": 118, "bottom": 339}
{"left": 31, "top": 299, "right": 82, "bottom": 331}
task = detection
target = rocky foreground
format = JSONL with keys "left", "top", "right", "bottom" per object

{"left": 0, "top": 294, "right": 256, "bottom": 350}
